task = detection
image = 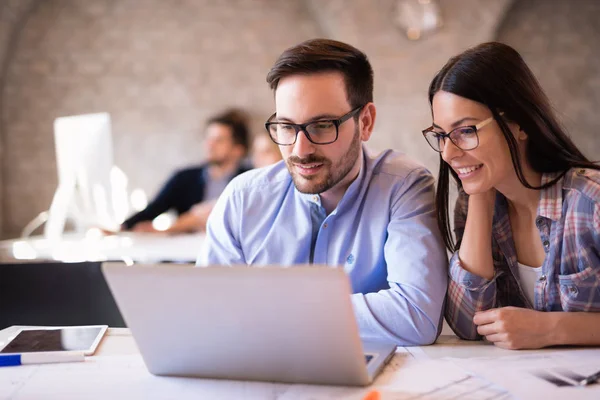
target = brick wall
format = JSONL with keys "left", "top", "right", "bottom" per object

{"left": 1, "top": 0, "right": 323, "bottom": 238}
{"left": 0, "top": 0, "right": 37, "bottom": 239}
{"left": 1, "top": 0, "right": 598, "bottom": 239}
{"left": 499, "top": 0, "right": 600, "bottom": 161}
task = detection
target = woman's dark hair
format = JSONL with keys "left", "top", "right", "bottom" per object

{"left": 207, "top": 108, "right": 251, "bottom": 155}
{"left": 428, "top": 42, "right": 599, "bottom": 251}
{"left": 266, "top": 38, "right": 373, "bottom": 110}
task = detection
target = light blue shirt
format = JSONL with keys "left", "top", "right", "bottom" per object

{"left": 199, "top": 146, "right": 448, "bottom": 345}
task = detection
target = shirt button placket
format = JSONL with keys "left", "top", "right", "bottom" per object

{"left": 538, "top": 274, "right": 547, "bottom": 309}
{"left": 317, "top": 219, "right": 331, "bottom": 264}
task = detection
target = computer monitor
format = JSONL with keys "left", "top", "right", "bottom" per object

{"left": 45, "top": 113, "right": 119, "bottom": 238}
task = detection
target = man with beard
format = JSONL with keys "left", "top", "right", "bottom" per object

{"left": 200, "top": 39, "right": 447, "bottom": 345}
{"left": 120, "top": 109, "right": 250, "bottom": 233}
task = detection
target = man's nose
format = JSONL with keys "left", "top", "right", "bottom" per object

{"left": 292, "top": 129, "right": 315, "bottom": 158}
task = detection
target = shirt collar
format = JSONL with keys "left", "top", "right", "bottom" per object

{"left": 338, "top": 146, "right": 368, "bottom": 204}
{"left": 537, "top": 171, "right": 564, "bottom": 221}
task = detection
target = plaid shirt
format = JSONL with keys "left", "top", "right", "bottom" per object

{"left": 446, "top": 168, "right": 600, "bottom": 340}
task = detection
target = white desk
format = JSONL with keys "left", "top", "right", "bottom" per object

{"left": 5, "top": 327, "right": 595, "bottom": 400}
{"left": 88, "top": 330, "right": 570, "bottom": 360}
{"left": 0, "top": 232, "right": 204, "bottom": 264}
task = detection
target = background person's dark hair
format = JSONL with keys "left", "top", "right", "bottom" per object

{"left": 266, "top": 38, "right": 374, "bottom": 110}
{"left": 428, "top": 41, "right": 600, "bottom": 252}
{"left": 207, "top": 108, "right": 251, "bottom": 155}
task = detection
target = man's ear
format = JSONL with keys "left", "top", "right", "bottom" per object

{"left": 359, "top": 102, "right": 376, "bottom": 141}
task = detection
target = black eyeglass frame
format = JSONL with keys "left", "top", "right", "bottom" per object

{"left": 421, "top": 115, "right": 496, "bottom": 153}
{"left": 264, "top": 106, "right": 363, "bottom": 146}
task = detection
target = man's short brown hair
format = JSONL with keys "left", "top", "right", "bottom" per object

{"left": 266, "top": 38, "right": 374, "bottom": 109}
{"left": 207, "top": 108, "right": 251, "bottom": 155}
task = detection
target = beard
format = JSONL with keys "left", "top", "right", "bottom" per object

{"left": 286, "top": 126, "right": 361, "bottom": 194}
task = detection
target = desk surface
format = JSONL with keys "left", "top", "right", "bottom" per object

{"left": 1, "top": 327, "right": 578, "bottom": 400}
{"left": 0, "top": 232, "right": 204, "bottom": 263}
{"left": 91, "top": 329, "right": 550, "bottom": 360}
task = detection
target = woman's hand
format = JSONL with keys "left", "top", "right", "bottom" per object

{"left": 474, "top": 307, "right": 556, "bottom": 349}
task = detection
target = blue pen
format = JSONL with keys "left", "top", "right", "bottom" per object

{"left": 0, "top": 351, "right": 85, "bottom": 367}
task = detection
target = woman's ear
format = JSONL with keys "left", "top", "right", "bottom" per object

{"left": 507, "top": 119, "right": 527, "bottom": 141}
{"left": 518, "top": 128, "right": 528, "bottom": 141}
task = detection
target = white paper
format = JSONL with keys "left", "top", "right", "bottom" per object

{"left": 279, "top": 356, "right": 510, "bottom": 400}
{"left": 452, "top": 348, "right": 600, "bottom": 400}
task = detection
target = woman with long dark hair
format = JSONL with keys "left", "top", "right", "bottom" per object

{"left": 423, "top": 42, "right": 600, "bottom": 349}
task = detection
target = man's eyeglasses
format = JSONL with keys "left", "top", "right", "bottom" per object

{"left": 265, "top": 106, "right": 363, "bottom": 146}
{"left": 422, "top": 116, "right": 496, "bottom": 152}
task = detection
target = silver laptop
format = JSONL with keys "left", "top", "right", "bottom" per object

{"left": 102, "top": 263, "right": 396, "bottom": 386}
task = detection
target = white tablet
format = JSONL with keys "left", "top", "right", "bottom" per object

{"left": 0, "top": 325, "right": 108, "bottom": 356}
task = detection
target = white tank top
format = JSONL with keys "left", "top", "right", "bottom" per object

{"left": 517, "top": 262, "right": 543, "bottom": 306}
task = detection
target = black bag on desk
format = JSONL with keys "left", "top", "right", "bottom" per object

{"left": 0, "top": 261, "right": 125, "bottom": 330}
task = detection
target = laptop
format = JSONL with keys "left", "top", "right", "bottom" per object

{"left": 102, "top": 263, "right": 396, "bottom": 386}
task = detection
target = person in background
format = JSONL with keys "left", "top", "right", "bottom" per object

{"left": 423, "top": 42, "right": 600, "bottom": 349}
{"left": 200, "top": 39, "right": 448, "bottom": 346}
{"left": 252, "top": 133, "right": 282, "bottom": 168}
{"left": 121, "top": 109, "right": 251, "bottom": 233}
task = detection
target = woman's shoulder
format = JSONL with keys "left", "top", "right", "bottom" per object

{"left": 562, "top": 167, "right": 600, "bottom": 204}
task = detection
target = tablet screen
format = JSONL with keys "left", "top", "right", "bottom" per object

{"left": 0, "top": 326, "right": 107, "bottom": 354}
